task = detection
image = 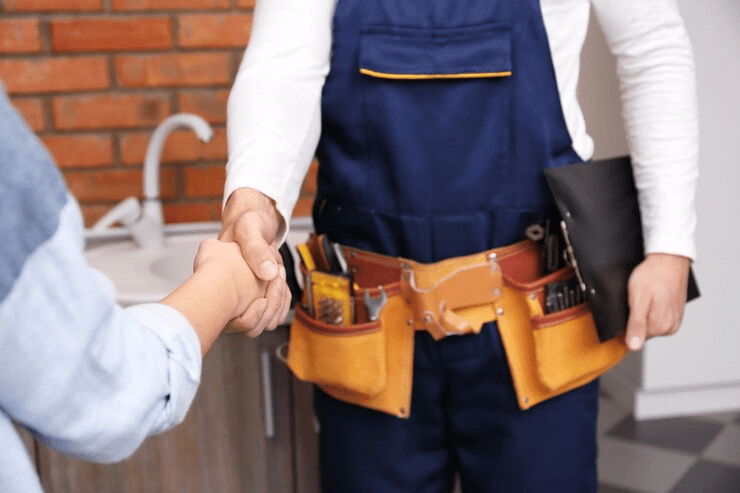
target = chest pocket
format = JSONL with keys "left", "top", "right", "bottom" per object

{"left": 357, "top": 22, "right": 516, "bottom": 214}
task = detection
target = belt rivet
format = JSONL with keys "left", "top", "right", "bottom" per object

{"left": 497, "top": 307, "right": 504, "bottom": 316}
{"left": 423, "top": 314, "right": 432, "bottom": 324}
{"left": 488, "top": 252, "right": 497, "bottom": 262}
{"left": 493, "top": 288, "right": 502, "bottom": 297}
{"left": 407, "top": 318, "right": 413, "bottom": 326}
{"left": 528, "top": 292, "right": 536, "bottom": 300}
{"left": 523, "top": 397, "right": 529, "bottom": 404}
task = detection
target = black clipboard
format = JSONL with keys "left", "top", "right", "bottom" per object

{"left": 544, "top": 156, "right": 700, "bottom": 342}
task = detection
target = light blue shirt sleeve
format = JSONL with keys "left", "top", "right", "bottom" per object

{"left": 0, "top": 197, "right": 202, "bottom": 464}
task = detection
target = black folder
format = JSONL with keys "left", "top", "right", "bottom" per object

{"left": 544, "top": 156, "right": 700, "bottom": 342}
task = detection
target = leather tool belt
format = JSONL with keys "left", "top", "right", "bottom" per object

{"left": 285, "top": 234, "right": 627, "bottom": 418}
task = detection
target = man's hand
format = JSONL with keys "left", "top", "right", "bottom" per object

{"left": 624, "top": 253, "right": 691, "bottom": 351}
{"left": 192, "top": 239, "right": 267, "bottom": 321}
{"left": 219, "top": 187, "right": 292, "bottom": 337}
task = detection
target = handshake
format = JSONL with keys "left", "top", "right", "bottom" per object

{"left": 163, "top": 186, "right": 300, "bottom": 355}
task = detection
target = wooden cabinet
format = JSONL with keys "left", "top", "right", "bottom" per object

{"left": 35, "top": 327, "right": 320, "bottom": 493}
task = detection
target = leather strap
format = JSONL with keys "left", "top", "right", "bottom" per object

{"left": 337, "top": 239, "right": 541, "bottom": 340}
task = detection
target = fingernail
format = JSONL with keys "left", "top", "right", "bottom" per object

{"left": 259, "top": 260, "right": 278, "bottom": 279}
{"left": 628, "top": 336, "right": 642, "bottom": 351}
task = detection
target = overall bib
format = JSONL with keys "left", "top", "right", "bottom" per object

{"left": 311, "top": 0, "right": 599, "bottom": 491}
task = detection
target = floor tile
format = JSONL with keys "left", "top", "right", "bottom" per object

{"left": 669, "top": 460, "right": 740, "bottom": 493}
{"left": 598, "top": 438, "right": 696, "bottom": 493}
{"left": 702, "top": 425, "right": 740, "bottom": 467}
{"left": 607, "top": 415, "right": 725, "bottom": 455}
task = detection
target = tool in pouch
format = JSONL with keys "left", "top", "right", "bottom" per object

{"left": 307, "top": 235, "right": 355, "bottom": 325}
{"left": 286, "top": 234, "right": 413, "bottom": 417}
{"left": 526, "top": 217, "right": 589, "bottom": 314}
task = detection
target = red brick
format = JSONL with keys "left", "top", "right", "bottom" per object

{"left": 157, "top": 167, "right": 179, "bottom": 199}
{"left": 292, "top": 196, "right": 314, "bottom": 218}
{"left": 115, "top": 53, "right": 231, "bottom": 88}
{"left": 11, "top": 97, "right": 45, "bottom": 131}
{"left": 163, "top": 201, "right": 221, "bottom": 223}
{"left": 4, "top": 0, "right": 102, "bottom": 12}
{"left": 64, "top": 169, "right": 143, "bottom": 202}
{"left": 120, "top": 127, "right": 227, "bottom": 165}
{"left": 0, "top": 57, "right": 109, "bottom": 95}
{"left": 111, "top": 0, "right": 228, "bottom": 11}
{"left": 80, "top": 204, "right": 112, "bottom": 228}
{"left": 301, "top": 159, "right": 319, "bottom": 195}
{"left": 42, "top": 134, "right": 114, "bottom": 169}
{"left": 51, "top": 17, "right": 172, "bottom": 53}
{"left": 53, "top": 93, "right": 171, "bottom": 130}
{"left": 177, "top": 90, "right": 228, "bottom": 124}
{"left": 184, "top": 165, "right": 225, "bottom": 198}
{"left": 178, "top": 14, "right": 252, "bottom": 49}
{"left": 64, "top": 167, "right": 177, "bottom": 201}
{"left": 0, "top": 19, "right": 42, "bottom": 54}
{"left": 236, "top": 0, "right": 255, "bottom": 9}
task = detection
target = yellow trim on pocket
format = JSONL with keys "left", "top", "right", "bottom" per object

{"left": 359, "top": 68, "right": 512, "bottom": 80}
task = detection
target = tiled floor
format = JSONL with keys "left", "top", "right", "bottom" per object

{"left": 597, "top": 392, "right": 740, "bottom": 492}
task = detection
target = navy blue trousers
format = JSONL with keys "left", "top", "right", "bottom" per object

{"left": 314, "top": 323, "right": 599, "bottom": 493}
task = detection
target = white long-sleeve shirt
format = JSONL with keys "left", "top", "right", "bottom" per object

{"left": 226, "top": 0, "right": 698, "bottom": 260}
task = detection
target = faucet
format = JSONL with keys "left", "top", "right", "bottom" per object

{"left": 90, "top": 113, "right": 213, "bottom": 246}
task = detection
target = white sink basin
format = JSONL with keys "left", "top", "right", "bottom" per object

{"left": 86, "top": 232, "right": 215, "bottom": 306}
{"left": 85, "top": 223, "right": 312, "bottom": 306}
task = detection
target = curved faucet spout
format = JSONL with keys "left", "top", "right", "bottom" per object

{"left": 134, "top": 113, "right": 213, "bottom": 248}
{"left": 144, "top": 113, "right": 213, "bottom": 202}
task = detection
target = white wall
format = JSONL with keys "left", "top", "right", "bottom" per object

{"left": 579, "top": 0, "right": 740, "bottom": 418}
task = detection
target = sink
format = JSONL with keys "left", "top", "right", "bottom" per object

{"left": 86, "top": 232, "right": 215, "bottom": 306}
{"left": 85, "top": 222, "right": 312, "bottom": 306}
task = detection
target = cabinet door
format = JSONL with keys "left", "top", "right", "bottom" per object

{"left": 37, "top": 332, "right": 293, "bottom": 493}
{"left": 291, "top": 379, "right": 320, "bottom": 493}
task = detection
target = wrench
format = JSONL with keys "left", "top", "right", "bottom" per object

{"left": 363, "top": 286, "right": 387, "bottom": 322}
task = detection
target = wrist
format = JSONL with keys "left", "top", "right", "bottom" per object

{"left": 198, "top": 261, "right": 244, "bottom": 320}
{"left": 225, "top": 187, "right": 280, "bottom": 221}
{"left": 644, "top": 252, "right": 691, "bottom": 269}
{"left": 221, "top": 187, "right": 284, "bottom": 246}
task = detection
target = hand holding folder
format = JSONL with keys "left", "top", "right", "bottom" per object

{"left": 544, "top": 156, "right": 700, "bottom": 343}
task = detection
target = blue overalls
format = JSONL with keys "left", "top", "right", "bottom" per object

{"left": 312, "top": 0, "right": 600, "bottom": 491}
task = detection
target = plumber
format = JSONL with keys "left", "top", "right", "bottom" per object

{"left": 219, "top": 0, "right": 698, "bottom": 491}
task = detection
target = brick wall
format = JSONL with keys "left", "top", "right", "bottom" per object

{"left": 0, "top": 0, "right": 317, "bottom": 227}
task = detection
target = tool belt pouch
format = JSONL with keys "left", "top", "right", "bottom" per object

{"left": 496, "top": 256, "right": 628, "bottom": 410}
{"left": 288, "top": 305, "right": 387, "bottom": 396}
{"left": 285, "top": 236, "right": 415, "bottom": 418}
